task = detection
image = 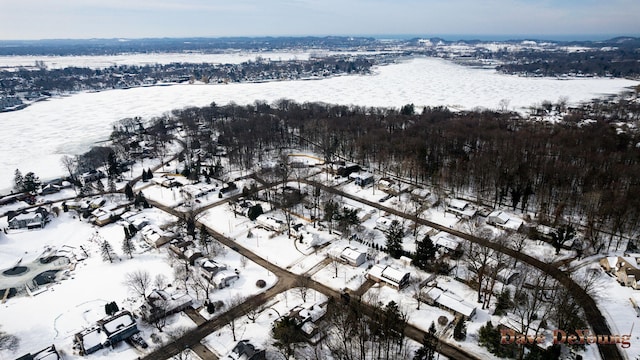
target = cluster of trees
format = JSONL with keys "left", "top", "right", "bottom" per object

{"left": 0, "top": 36, "right": 380, "bottom": 56}
{"left": 158, "top": 98, "right": 640, "bottom": 255}
{"left": 13, "top": 169, "right": 40, "bottom": 193}
{"left": 321, "top": 298, "right": 411, "bottom": 360}
{"left": 495, "top": 46, "right": 640, "bottom": 77}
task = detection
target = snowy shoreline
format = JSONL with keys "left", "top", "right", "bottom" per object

{"left": 0, "top": 56, "right": 637, "bottom": 192}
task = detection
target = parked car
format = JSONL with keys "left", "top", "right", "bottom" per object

{"left": 130, "top": 333, "right": 148, "bottom": 349}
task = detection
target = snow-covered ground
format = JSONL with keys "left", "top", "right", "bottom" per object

{"left": 0, "top": 208, "right": 180, "bottom": 359}
{"left": 0, "top": 194, "right": 279, "bottom": 359}
{"left": 0, "top": 56, "right": 637, "bottom": 192}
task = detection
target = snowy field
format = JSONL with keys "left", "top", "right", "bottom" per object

{"left": 0, "top": 209, "right": 181, "bottom": 359}
{"left": 0, "top": 56, "right": 637, "bottom": 192}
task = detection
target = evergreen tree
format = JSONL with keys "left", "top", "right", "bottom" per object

{"left": 494, "top": 289, "right": 512, "bottom": 316}
{"left": 13, "top": 169, "right": 23, "bottom": 192}
{"left": 95, "top": 179, "right": 105, "bottom": 193}
{"left": 199, "top": 223, "right": 212, "bottom": 253}
{"left": 247, "top": 204, "right": 264, "bottom": 221}
{"left": 478, "top": 321, "right": 518, "bottom": 358}
{"left": 100, "top": 240, "right": 116, "bottom": 263}
{"left": 272, "top": 316, "right": 306, "bottom": 359}
{"left": 186, "top": 217, "right": 196, "bottom": 237}
{"left": 22, "top": 172, "right": 41, "bottom": 193}
{"left": 108, "top": 178, "right": 116, "bottom": 192}
{"left": 478, "top": 321, "right": 498, "bottom": 353}
{"left": 385, "top": 220, "right": 404, "bottom": 258}
{"left": 323, "top": 200, "right": 339, "bottom": 234}
{"left": 124, "top": 183, "right": 134, "bottom": 200}
{"left": 414, "top": 235, "right": 436, "bottom": 270}
{"left": 453, "top": 317, "right": 467, "bottom": 341}
{"left": 413, "top": 321, "right": 437, "bottom": 360}
{"left": 122, "top": 236, "right": 135, "bottom": 259}
{"left": 147, "top": 167, "right": 153, "bottom": 180}
{"left": 107, "top": 152, "right": 120, "bottom": 179}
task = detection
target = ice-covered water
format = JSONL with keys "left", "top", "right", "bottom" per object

{"left": 0, "top": 56, "right": 637, "bottom": 191}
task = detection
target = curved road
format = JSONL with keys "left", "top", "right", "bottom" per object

{"left": 143, "top": 175, "right": 622, "bottom": 360}
{"left": 143, "top": 199, "right": 480, "bottom": 360}
{"left": 303, "top": 179, "right": 622, "bottom": 360}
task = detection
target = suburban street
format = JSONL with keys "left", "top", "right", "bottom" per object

{"left": 139, "top": 173, "right": 622, "bottom": 360}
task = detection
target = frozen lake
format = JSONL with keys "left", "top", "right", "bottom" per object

{"left": 0, "top": 56, "right": 637, "bottom": 191}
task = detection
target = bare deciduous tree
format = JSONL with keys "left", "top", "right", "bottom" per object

{"left": 297, "top": 276, "right": 311, "bottom": 302}
{"left": 124, "top": 269, "right": 151, "bottom": 300}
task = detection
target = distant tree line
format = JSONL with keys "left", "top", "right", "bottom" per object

{"left": 0, "top": 36, "right": 380, "bottom": 56}
{"left": 0, "top": 56, "right": 373, "bottom": 111}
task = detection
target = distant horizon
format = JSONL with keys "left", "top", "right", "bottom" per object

{"left": 0, "top": 33, "right": 638, "bottom": 43}
{"left": 2, "top": 1, "right": 638, "bottom": 42}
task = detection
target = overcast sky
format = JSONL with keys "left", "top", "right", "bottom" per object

{"left": 1, "top": 0, "right": 638, "bottom": 40}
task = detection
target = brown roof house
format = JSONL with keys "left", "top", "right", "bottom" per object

{"left": 600, "top": 256, "right": 640, "bottom": 289}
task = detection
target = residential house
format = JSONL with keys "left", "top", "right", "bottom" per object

{"left": 8, "top": 207, "right": 49, "bottom": 230}
{"left": 329, "top": 246, "right": 367, "bottom": 267}
{"left": 377, "top": 178, "right": 397, "bottom": 194}
{"left": 349, "top": 172, "right": 374, "bottom": 187}
{"left": 256, "top": 215, "right": 286, "bottom": 233}
{"left": 286, "top": 301, "right": 328, "bottom": 341}
{"left": 600, "top": 256, "right": 640, "bottom": 288}
{"left": 81, "top": 170, "right": 105, "bottom": 184}
{"left": 195, "top": 258, "right": 227, "bottom": 281}
{"left": 227, "top": 340, "right": 266, "bottom": 360}
{"left": 418, "top": 285, "right": 477, "bottom": 320}
{"left": 39, "top": 183, "right": 61, "bottom": 195}
{"left": 410, "top": 187, "right": 431, "bottom": 203}
{"left": 74, "top": 326, "right": 106, "bottom": 355}
{"left": 336, "top": 164, "right": 360, "bottom": 177}
{"left": 374, "top": 216, "right": 395, "bottom": 233}
{"left": 486, "top": 210, "right": 523, "bottom": 231}
{"left": 16, "top": 344, "right": 61, "bottom": 360}
{"left": 139, "top": 289, "right": 194, "bottom": 323}
{"left": 141, "top": 225, "right": 173, "bottom": 247}
{"left": 98, "top": 310, "right": 139, "bottom": 346}
{"left": 446, "top": 199, "right": 477, "bottom": 219}
{"left": 366, "top": 264, "right": 410, "bottom": 289}
{"left": 211, "top": 270, "right": 240, "bottom": 289}
{"left": 432, "top": 232, "right": 463, "bottom": 254}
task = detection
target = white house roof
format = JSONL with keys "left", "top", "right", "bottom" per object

{"left": 342, "top": 248, "right": 365, "bottom": 263}
{"left": 381, "top": 265, "right": 409, "bottom": 284}
{"left": 80, "top": 327, "right": 107, "bottom": 351}
{"left": 103, "top": 312, "right": 135, "bottom": 334}
{"left": 620, "top": 257, "right": 639, "bottom": 269}
{"left": 488, "top": 210, "right": 510, "bottom": 224}
{"left": 604, "top": 256, "right": 618, "bottom": 269}
{"left": 422, "top": 287, "right": 476, "bottom": 318}
{"left": 448, "top": 199, "right": 468, "bottom": 210}
{"left": 368, "top": 264, "right": 385, "bottom": 279}
{"left": 410, "top": 188, "right": 430, "bottom": 199}
{"left": 432, "top": 232, "right": 463, "bottom": 250}
{"left": 11, "top": 212, "right": 41, "bottom": 221}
